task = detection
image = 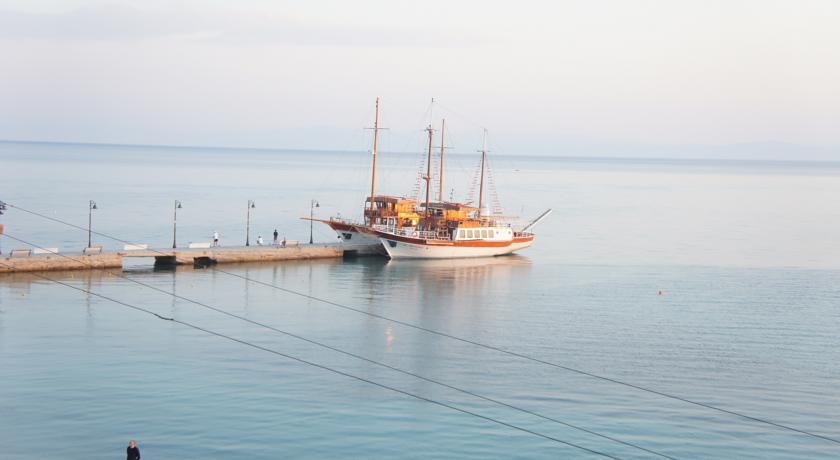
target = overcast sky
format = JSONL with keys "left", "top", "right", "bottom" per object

{"left": 1, "top": 0, "right": 838, "bottom": 159}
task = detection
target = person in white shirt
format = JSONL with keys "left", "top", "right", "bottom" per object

{"left": 213, "top": 231, "right": 220, "bottom": 246}
{"left": 257, "top": 235, "right": 264, "bottom": 246}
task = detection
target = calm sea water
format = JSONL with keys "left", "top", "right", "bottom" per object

{"left": 1, "top": 141, "right": 839, "bottom": 459}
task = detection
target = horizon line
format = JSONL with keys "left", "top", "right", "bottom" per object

{"left": 1, "top": 138, "right": 838, "bottom": 164}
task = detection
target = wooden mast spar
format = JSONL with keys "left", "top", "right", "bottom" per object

{"left": 367, "top": 97, "right": 381, "bottom": 226}
{"left": 438, "top": 119, "right": 445, "bottom": 202}
{"left": 478, "top": 129, "right": 487, "bottom": 220}
{"left": 424, "top": 124, "right": 434, "bottom": 218}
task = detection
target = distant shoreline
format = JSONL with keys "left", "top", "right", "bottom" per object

{"left": 1, "top": 138, "right": 838, "bottom": 164}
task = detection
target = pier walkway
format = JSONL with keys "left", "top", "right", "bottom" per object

{"left": 0, "top": 242, "right": 381, "bottom": 274}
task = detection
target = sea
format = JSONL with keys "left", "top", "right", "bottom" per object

{"left": 1, "top": 141, "right": 839, "bottom": 459}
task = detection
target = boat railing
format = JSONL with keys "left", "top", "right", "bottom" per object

{"left": 411, "top": 230, "right": 440, "bottom": 240}
{"left": 373, "top": 224, "right": 444, "bottom": 240}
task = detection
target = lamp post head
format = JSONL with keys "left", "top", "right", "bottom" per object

{"left": 90, "top": 200, "right": 98, "bottom": 210}
{"left": 176, "top": 200, "right": 182, "bottom": 209}
{"left": 315, "top": 201, "right": 320, "bottom": 208}
{"left": 249, "top": 200, "right": 256, "bottom": 208}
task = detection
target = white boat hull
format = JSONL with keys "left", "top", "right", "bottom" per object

{"left": 336, "top": 229, "right": 381, "bottom": 245}
{"left": 379, "top": 237, "right": 533, "bottom": 259}
{"left": 320, "top": 220, "right": 387, "bottom": 255}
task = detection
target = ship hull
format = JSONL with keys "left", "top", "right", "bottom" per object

{"left": 323, "top": 220, "right": 387, "bottom": 254}
{"left": 378, "top": 236, "right": 534, "bottom": 259}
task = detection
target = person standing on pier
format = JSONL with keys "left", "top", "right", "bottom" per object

{"left": 273, "top": 228, "right": 279, "bottom": 244}
{"left": 126, "top": 439, "right": 140, "bottom": 460}
{"left": 213, "top": 230, "right": 219, "bottom": 247}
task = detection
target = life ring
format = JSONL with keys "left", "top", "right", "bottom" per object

{"left": 412, "top": 231, "right": 418, "bottom": 238}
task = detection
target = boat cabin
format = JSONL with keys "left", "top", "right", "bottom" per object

{"left": 365, "top": 195, "right": 420, "bottom": 227}
{"left": 451, "top": 225, "right": 513, "bottom": 241}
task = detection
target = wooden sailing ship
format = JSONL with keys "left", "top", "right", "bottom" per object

{"left": 310, "top": 98, "right": 418, "bottom": 251}
{"left": 318, "top": 98, "right": 550, "bottom": 259}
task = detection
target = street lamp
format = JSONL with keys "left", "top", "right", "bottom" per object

{"left": 88, "top": 200, "right": 98, "bottom": 248}
{"left": 172, "top": 200, "right": 182, "bottom": 248}
{"left": 0, "top": 200, "right": 6, "bottom": 255}
{"left": 246, "top": 200, "right": 256, "bottom": 246}
{"left": 310, "top": 199, "right": 320, "bottom": 244}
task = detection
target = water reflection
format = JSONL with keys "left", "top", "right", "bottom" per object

{"left": 383, "top": 255, "right": 532, "bottom": 285}
{"left": 320, "top": 255, "right": 534, "bottom": 376}
{"left": 0, "top": 268, "right": 112, "bottom": 288}
{"left": 345, "top": 255, "right": 533, "bottom": 313}
{"left": 0, "top": 255, "right": 530, "bottom": 306}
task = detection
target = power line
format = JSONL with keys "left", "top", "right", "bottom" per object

{"left": 1, "top": 232, "right": 677, "bottom": 459}
{"left": 215, "top": 268, "right": 840, "bottom": 447}
{"left": 0, "top": 260, "right": 624, "bottom": 459}
{"left": 4, "top": 201, "right": 840, "bottom": 447}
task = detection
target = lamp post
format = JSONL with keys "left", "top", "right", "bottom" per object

{"left": 246, "top": 200, "right": 256, "bottom": 246}
{"left": 88, "top": 200, "right": 98, "bottom": 248}
{"left": 310, "top": 199, "right": 319, "bottom": 244}
{"left": 0, "top": 201, "right": 6, "bottom": 255}
{"left": 172, "top": 200, "right": 182, "bottom": 248}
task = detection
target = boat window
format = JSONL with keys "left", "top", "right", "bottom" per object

{"left": 467, "top": 230, "right": 474, "bottom": 238}
{"left": 481, "top": 229, "right": 488, "bottom": 238}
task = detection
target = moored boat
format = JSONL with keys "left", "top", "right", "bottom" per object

{"left": 309, "top": 98, "right": 418, "bottom": 249}
{"left": 356, "top": 203, "right": 550, "bottom": 259}
{"left": 314, "top": 194, "right": 420, "bottom": 250}
{"left": 356, "top": 118, "right": 551, "bottom": 259}
{"left": 315, "top": 97, "right": 550, "bottom": 259}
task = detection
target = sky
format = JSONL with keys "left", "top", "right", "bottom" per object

{"left": 0, "top": 0, "right": 838, "bottom": 159}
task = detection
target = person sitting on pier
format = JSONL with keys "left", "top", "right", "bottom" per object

{"left": 257, "top": 235, "right": 264, "bottom": 246}
{"left": 213, "top": 231, "right": 219, "bottom": 247}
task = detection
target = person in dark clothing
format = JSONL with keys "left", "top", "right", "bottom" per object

{"left": 273, "top": 228, "right": 279, "bottom": 244}
{"left": 127, "top": 439, "right": 140, "bottom": 460}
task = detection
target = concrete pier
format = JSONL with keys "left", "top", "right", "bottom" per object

{"left": 0, "top": 243, "right": 381, "bottom": 274}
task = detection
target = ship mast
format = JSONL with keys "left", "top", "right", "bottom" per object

{"left": 367, "top": 97, "right": 381, "bottom": 226}
{"left": 424, "top": 124, "right": 434, "bottom": 218}
{"left": 477, "top": 129, "right": 487, "bottom": 219}
{"left": 438, "top": 119, "right": 445, "bottom": 202}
